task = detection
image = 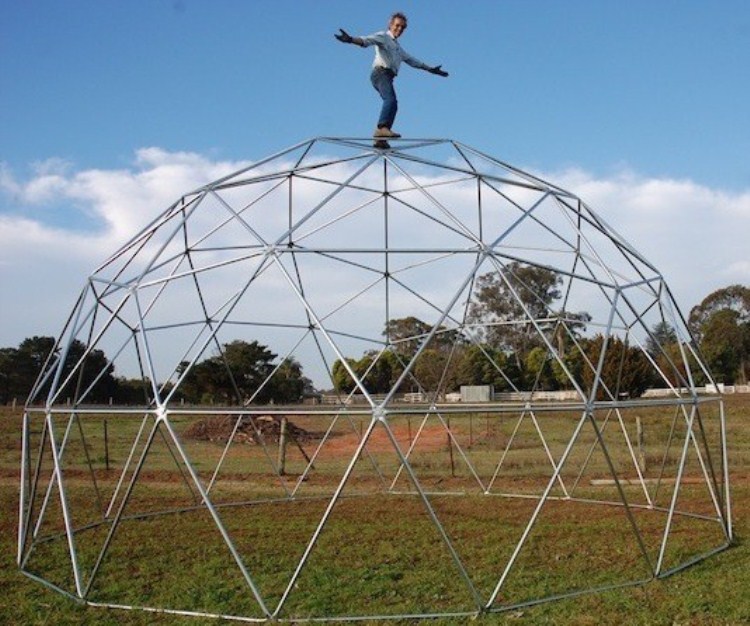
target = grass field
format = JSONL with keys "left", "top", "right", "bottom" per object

{"left": 1, "top": 396, "right": 749, "bottom": 625}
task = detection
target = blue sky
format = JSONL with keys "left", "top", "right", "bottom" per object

{"left": 4, "top": 1, "right": 749, "bottom": 185}
{"left": 1, "top": 0, "right": 749, "bottom": 363}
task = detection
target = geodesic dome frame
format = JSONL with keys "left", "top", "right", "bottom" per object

{"left": 19, "top": 137, "right": 732, "bottom": 622}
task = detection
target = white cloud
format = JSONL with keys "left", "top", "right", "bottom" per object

{"left": 0, "top": 150, "right": 253, "bottom": 346}
{"left": 31, "top": 157, "right": 72, "bottom": 177}
{"left": 724, "top": 260, "right": 750, "bottom": 277}
{"left": 0, "top": 163, "right": 23, "bottom": 198}
{"left": 1, "top": 158, "right": 73, "bottom": 205}
{"left": 547, "top": 168, "right": 750, "bottom": 309}
{"left": 1, "top": 147, "right": 748, "bottom": 385}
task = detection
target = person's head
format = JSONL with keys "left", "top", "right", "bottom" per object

{"left": 388, "top": 12, "right": 407, "bottom": 38}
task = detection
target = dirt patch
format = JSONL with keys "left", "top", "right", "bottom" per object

{"left": 182, "top": 415, "right": 452, "bottom": 458}
{"left": 318, "top": 422, "right": 450, "bottom": 457}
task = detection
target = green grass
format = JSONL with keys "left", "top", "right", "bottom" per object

{"left": 2, "top": 397, "right": 750, "bottom": 624}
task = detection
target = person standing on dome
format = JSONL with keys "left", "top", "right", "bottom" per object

{"left": 335, "top": 12, "right": 449, "bottom": 139}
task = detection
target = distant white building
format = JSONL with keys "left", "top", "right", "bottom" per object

{"left": 460, "top": 385, "right": 493, "bottom": 402}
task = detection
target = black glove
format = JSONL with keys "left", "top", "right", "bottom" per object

{"left": 429, "top": 65, "right": 449, "bottom": 77}
{"left": 335, "top": 28, "right": 354, "bottom": 44}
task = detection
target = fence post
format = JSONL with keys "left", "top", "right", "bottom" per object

{"left": 447, "top": 417, "right": 455, "bottom": 477}
{"left": 636, "top": 415, "right": 645, "bottom": 473}
{"left": 277, "top": 417, "right": 288, "bottom": 476}
{"left": 104, "top": 418, "right": 110, "bottom": 471}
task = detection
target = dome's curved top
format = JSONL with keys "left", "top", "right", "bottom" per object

{"left": 29, "top": 138, "right": 712, "bottom": 407}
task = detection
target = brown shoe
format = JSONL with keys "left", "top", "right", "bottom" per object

{"left": 373, "top": 127, "right": 401, "bottom": 139}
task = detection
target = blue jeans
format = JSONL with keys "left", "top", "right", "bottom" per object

{"left": 371, "top": 67, "right": 397, "bottom": 129}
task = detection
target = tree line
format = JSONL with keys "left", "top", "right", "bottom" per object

{"left": 1, "top": 271, "right": 748, "bottom": 405}
{"left": 0, "top": 337, "right": 312, "bottom": 406}
{"left": 332, "top": 269, "right": 750, "bottom": 399}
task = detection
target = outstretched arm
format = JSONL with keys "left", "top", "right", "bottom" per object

{"left": 428, "top": 65, "right": 449, "bottom": 77}
{"left": 402, "top": 52, "right": 449, "bottom": 77}
{"left": 334, "top": 28, "right": 365, "bottom": 47}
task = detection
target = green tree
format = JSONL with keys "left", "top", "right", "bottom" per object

{"left": 654, "top": 341, "right": 705, "bottom": 388}
{"left": 330, "top": 315, "right": 467, "bottom": 397}
{"left": 689, "top": 285, "right": 750, "bottom": 339}
{"left": 367, "top": 350, "right": 406, "bottom": 394}
{"left": 551, "top": 349, "right": 584, "bottom": 391}
{"left": 700, "top": 309, "right": 744, "bottom": 384}
{"left": 269, "top": 357, "right": 311, "bottom": 403}
{"left": 468, "top": 262, "right": 563, "bottom": 369}
{"left": 11, "top": 336, "right": 117, "bottom": 404}
{"left": 0, "top": 348, "right": 19, "bottom": 404}
{"left": 689, "top": 285, "right": 750, "bottom": 384}
{"left": 455, "top": 344, "right": 511, "bottom": 390}
{"left": 384, "top": 316, "right": 463, "bottom": 358}
{"left": 646, "top": 321, "right": 678, "bottom": 357}
{"left": 223, "top": 340, "right": 277, "bottom": 401}
{"left": 180, "top": 340, "right": 309, "bottom": 404}
{"left": 15, "top": 336, "right": 58, "bottom": 400}
{"left": 384, "top": 317, "right": 433, "bottom": 357}
{"left": 524, "top": 346, "right": 558, "bottom": 390}
{"left": 578, "top": 335, "right": 653, "bottom": 400}
{"left": 113, "top": 376, "right": 153, "bottom": 404}
{"left": 547, "top": 313, "right": 592, "bottom": 391}
{"left": 331, "top": 357, "right": 360, "bottom": 394}
{"left": 413, "top": 348, "right": 459, "bottom": 394}
{"left": 331, "top": 351, "right": 406, "bottom": 395}
{"left": 181, "top": 357, "right": 228, "bottom": 404}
